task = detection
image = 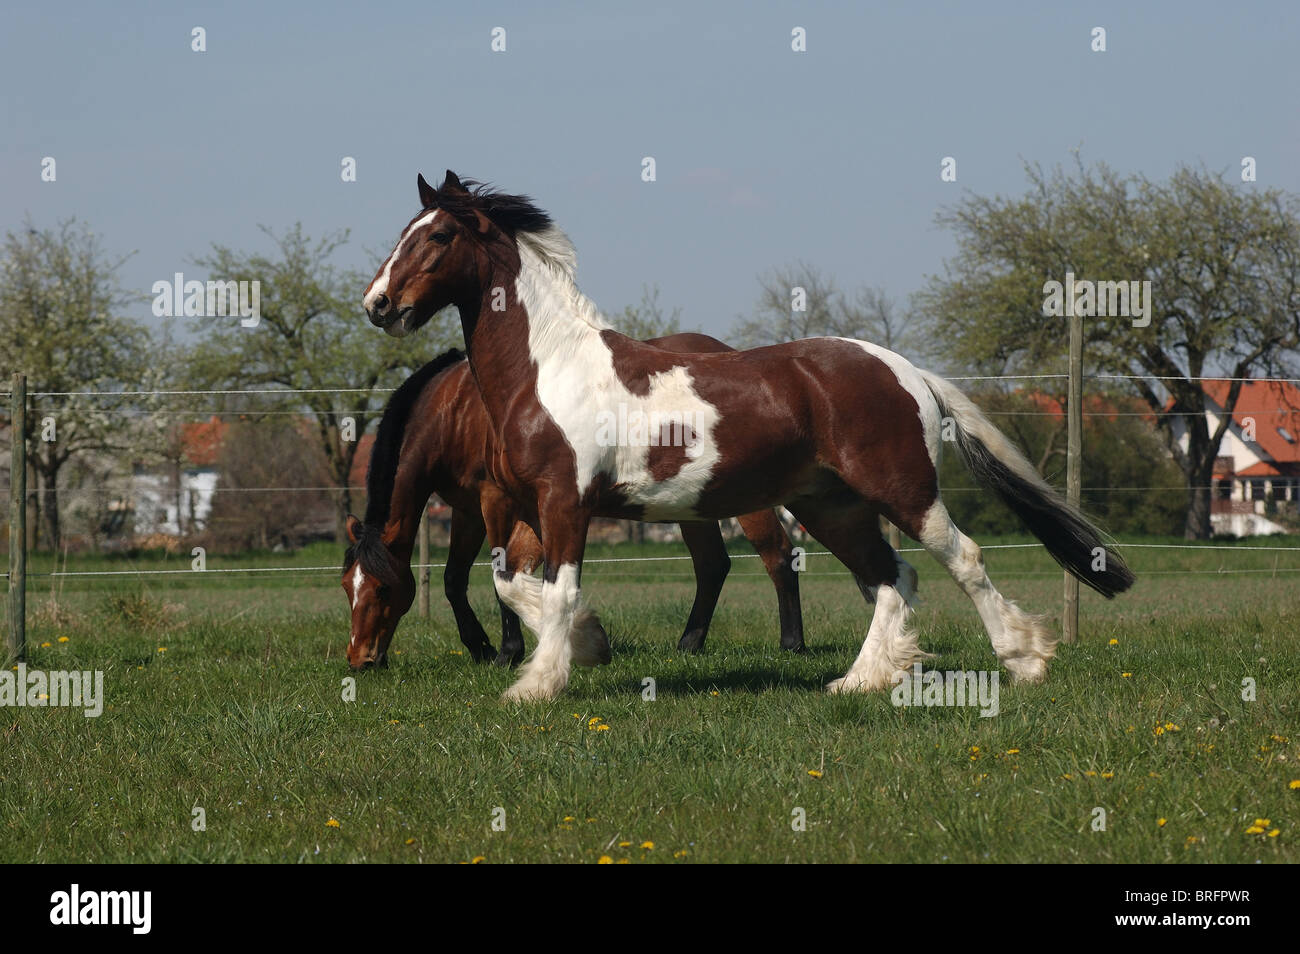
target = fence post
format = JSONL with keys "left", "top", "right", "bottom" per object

{"left": 8, "top": 373, "right": 26, "bottom": 664}
{"left": 417, "top": 506, "right": 430, "bottom": 617}
{"left": 1062, "top": 310, "right": 1083, "bottom": 643}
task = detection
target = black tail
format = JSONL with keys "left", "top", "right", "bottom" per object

{"left": 920, "top": 370, "right": 1135, "bottom": 599}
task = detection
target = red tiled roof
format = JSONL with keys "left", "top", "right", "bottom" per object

{"left": 180, "top": 417, "right": 227, "bottom": 468}
{"left": 1202, "top": 380, "right": 1300, "bottom": 467}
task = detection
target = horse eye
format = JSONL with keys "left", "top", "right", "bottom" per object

{"left": 430, "top": 231, "right": 451, "bottom": 245}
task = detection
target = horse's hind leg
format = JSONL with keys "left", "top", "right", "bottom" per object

{"left": 735, "top": 509, "right": 805, "bottom": 652}
{"left": 676, "top": 521, "right": 730, "bottom": 652}
{"left": 789, "top": 502, "right": 927, "bottom": 693}
{"left": 911, "top": 499, "right": 1055, "bottom": 684}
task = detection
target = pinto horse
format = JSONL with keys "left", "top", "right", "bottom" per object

{"left": 342, "top": 345, "right": 805, "bottom": 670}
{"left": 363, "top": 171, "right": 1134, "bottom": 702}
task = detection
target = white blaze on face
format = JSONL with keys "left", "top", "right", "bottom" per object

{"left": 350, "top": 563, "right": 364, "bottom": 611}
{"left": 513, "top": 230, "right": 721, "bottom": 521}
{"left": 364, "top": 210, "right": 441, "bottom": 317}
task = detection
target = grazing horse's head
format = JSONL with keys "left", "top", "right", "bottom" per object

{"left": 362, "top": 170, "right": 552, "bottom": 337}
{"left": 342, "top": 515, "right": 415, "bottom": 669}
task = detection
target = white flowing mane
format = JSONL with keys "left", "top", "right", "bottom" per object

{"left": 514, "top": 227, "right": 611, "bottom": 333}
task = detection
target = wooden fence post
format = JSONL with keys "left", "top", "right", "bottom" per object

{"left": 417, "top": 506, "right": 430, "bottom": 617}
{"left": 8, "top": 373, "right": 26, "bottom": 663}
{"left": 1063, "top": 310, "right": 1083, "bottom": 643}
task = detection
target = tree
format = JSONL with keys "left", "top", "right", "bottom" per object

{"left": 187, "top": 225, "right": 460, "bottom": 541}
{"left": 0, "top": 218, "right": 160, "bottom": 550}
{"left": 201, "top": 416, "right": 333, "bottom": 552}
{"left": 605, "top": 284, "right": 684, "bottom": 339}
{"left": 915, "top": 160, "right": 1300, "bottom": 538}
{"left": 731, "top": 262, "right": 917, "bottom": 357}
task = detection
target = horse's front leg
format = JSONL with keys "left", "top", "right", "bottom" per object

{"left": 501, "top": 502, "right": 608, "bottom": 703}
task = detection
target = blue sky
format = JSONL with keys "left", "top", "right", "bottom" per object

{"left": 3, "top": 0, "right": 1297, "bottom": 345}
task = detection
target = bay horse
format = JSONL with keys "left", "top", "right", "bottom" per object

{"left": 363, "top": 171, "right": 1134, "bottom": 702}
{"left": 342, "top": 345, "right": 805, "bottom": 670}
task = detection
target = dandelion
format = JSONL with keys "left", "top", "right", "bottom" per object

{"left": 808, "top": 769, "right": 823, "bottom": 779}
{"left": 595, "top": 724, "right": 610, "bottom": 732}
{"left": 673, "top": 850, "right": 689, "bottom": 858}
{"left": 1289, "top": 780, "right": 1300, "bottom": 790}
{"left": 471, "top": 856, "right": 485, "bottom": 864}
{"left": 710, "top": 690, "right": 719, "bottom": 696}
{"left": 58, "top": 637, "right": 69, "bottom": 643}
{"left": 405, "top": 838, "right": 416, "bottom": 845}
{"left": 618, "top": 841, "right": 631, "bottom": 848}
{"left": 1121, "top": 672, "right": 1131, "bottom": 678}
{"left": 389, "top": 719, "right": 400, "bottom": 724}
{"left": 1245, "top": 825, "right": 1265, "bottom": 835}
{"left": 1006, "top": 748, "right": 1020, "bottom": 755}
{"left": 1101, "top": 772, "right": 1115, "bottom": 779}
{"left": 641, "top": 841, "right": 654, "bottom": 850}
{"left": 588, "top": 717, "right": 602, "bottom": 727}
{"left": 1108, "top": 639, "right": 1118, "bottom": 646}
{"left": 326, "top": 818, "right": 340, "bottom": 828}
{"left": 1157, "top": 818, "right": 1167, "bottom": 827}
{"left": 157, "top": 647, "right": 167, "bottom": 653}
{"left": 1084, "top": 771, "right": 1098, "bottom": 778}
{"left": 1186, "top": 836, "right": 1199, "bottom": 845}
{"left": 598, "top": 856, "right": 613, "bottom": 864}
{"left": 40, "top": 642, "right": 51, "bottom": 648}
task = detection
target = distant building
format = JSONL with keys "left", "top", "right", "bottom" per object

{"left": 132, "top": 417, "right": 224, "bottom": 537}
{"left": 1171, "top": 381, "right": 1300, "bottom": 536}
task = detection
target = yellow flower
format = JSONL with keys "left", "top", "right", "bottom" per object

{"left": 326, "top": 818, "right": 340, "bottom": 828}
{"left": 1157, "top": 818, "right": 1167, "bottom": 827}
{"left": 673, "top": 849, "right": 689, "bottom": 858}
{"left": 471, "top": 856, "right": 485, "bottom": 864}
{"left": 1084, "top": 771, "right": 1097, "bottom": 777}
{"left": 618, "top": 841, "right": 631, "bottom": 848}
{"left": 405, "top": 838, "right": 416, "bottom": 845}
{"left": 1268, "top": 829, "right": 1280, "bottom": 838}
{"left": 58, "top": 636, "right": 69, "bottom": 643}
{"left": 157, "top": 647, "right": 167, "bottom": 653}
{"left": 389, "top": 719, "right": 400, "bottom": 724}
{"left": 641, "top": 841, "right": 655, "bottom": 850}
{"left": 40, "top": 642, "right": 51, "bottom": 648}
{"left": 1245, "top": 826, "right": 1265, "bottom": 835}
{"left": 586, "top": 817, "right": 597, "bottom": 823}
{"left": 588, "top": 717, "right": 602, "bottom": 727}
{"left": 1121, "top": 672, "right": 1131, "bottom": 678}
{"left": 1101, "top": 772, "right": 1115, "bottom": 779}
{"left": 595, "top": 724, "right": 610, "bottom": 732}
{"left": 1061, "top": 773, "right": 1074, "bottom": 780}
{"left": 1108, "top": 638, "right": 1118, "bottom": 646}
{"left": 563, "top": 816, "right": 575, "bottom": 822}
{"left": 808, "top": 769, "right": 823, "bottom": 778}
{"left": 1290, "top": 780, "right": 1300, "bottom": 790}
{"left": 598, "top": 855, "right": 613, "bottom": 864}
{"left": 710, "top": 690, "right": 719, "bottom": 696}
{"left": 1254, "top": 818, "right": 1270, "bottom": 827}
{"left": 1005, "top": 748, "right": 1020, "bottom": 755}
{"left": 1186, "top": 836, "right": 1198, "bottom": 845}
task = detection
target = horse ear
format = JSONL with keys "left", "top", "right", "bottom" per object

{"left": 442, "top": 169, "right": 465, "bottom": 192}
{"left": 345, "top": 514, "right": 363, "bottom": 544}
{"left": 417, "top": 173, "right": 437, "bottom": 209}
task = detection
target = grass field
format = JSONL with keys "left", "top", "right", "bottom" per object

{"left": 2, "top": 534, "right": 1298, "bottom": 863}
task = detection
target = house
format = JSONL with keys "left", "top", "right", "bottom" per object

{"left": 131, "top": 417, "right": 224, "bottom": 537}
{"left": 1171, "top": 380, "right": 1300, "bottom": 536}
